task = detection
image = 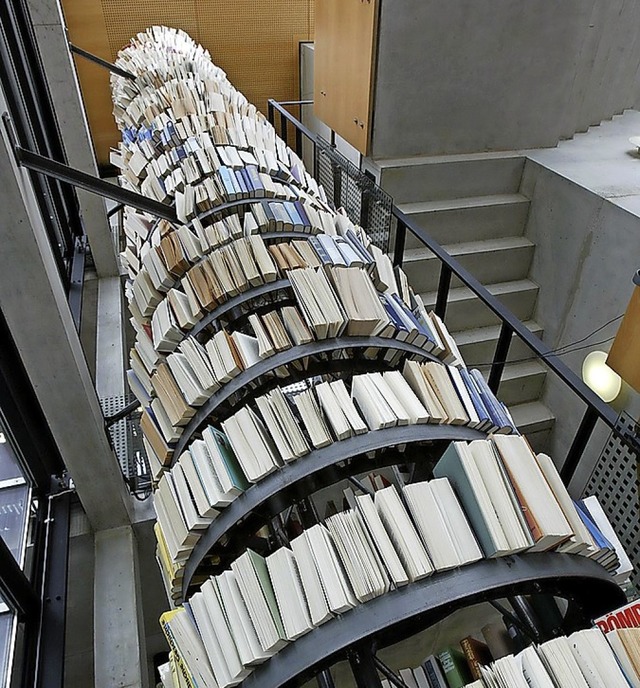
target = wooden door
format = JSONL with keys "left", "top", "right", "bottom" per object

{"left": 314, "top": 0, "right": 379, "bottom": 155}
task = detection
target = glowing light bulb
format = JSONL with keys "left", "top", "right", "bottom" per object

{"left": 582, "top": 350, "right": 622, "bottom": 403}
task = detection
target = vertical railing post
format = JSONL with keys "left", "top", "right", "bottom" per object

{"left": 316, "top": 669, "right": 336, "bottom": 688}
{"left": 360, "top": 180, "right": 372, "bottom": 233}
{"left": 279, "top": 111, "right": 288, "bottom": 145}
{"left": 488, "top": 322, "right": 514, "bottom": 393}
{"left": 561, "top": 406, "right": 599, "bottom": 484}
{"left": 295, "top": 113, "right": 303, "bottom": 158}
{"left": 267, "top": 100, "right": 275, "bottom": 127}
{"left": 348, "top": 644, "right": 384, "bottom": 688}
{"left": 332, "top": 158, "right": 342, "bottom": 209}
{"left": 392, "top": 218, "right": 406, "bottom": 268}
{"left": 434, "top": 264, "right": 452, "bottom": 320}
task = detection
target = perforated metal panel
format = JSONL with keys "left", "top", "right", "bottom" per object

{"left": 584, "top": 412, "right": 640, "bottom": 588}
{"left": 315, "top": 138, "right": 393, "bottom": 251}
{"left": 100, "top": 395, "right": 152, "bottom": 498}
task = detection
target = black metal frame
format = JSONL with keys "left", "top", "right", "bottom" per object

{"left": 266, "top": 99, "right": 630, "bottom": 485}
{"left": 0, "top": 309, "right": 69, "bottom": 688}
{"left": 236, "top": 554, "right": 625, "bottom": 688}
{"left": 180, "top": 424, "right": 485, "bottom": 599}
{"left": 0, "top": 0, "right": 85, "bottom": 294}
{"left": 171, "top": 336, "right": 441, "bottom": 460}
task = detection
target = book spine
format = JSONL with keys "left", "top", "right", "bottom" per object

{"left": 459, "top": 638, "right": 482, "bottom": 680}
{"left": 159, "top": 618, "right": 197, "bottom": 688}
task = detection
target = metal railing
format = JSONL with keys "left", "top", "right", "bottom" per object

{"left": 267, "top": 98, "right": 629, "bottom": 485}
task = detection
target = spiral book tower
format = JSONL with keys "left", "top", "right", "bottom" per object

{"left": 110, "top": 26, "right": 632, "bottom": 688}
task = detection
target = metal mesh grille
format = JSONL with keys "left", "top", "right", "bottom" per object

{"left": 584, "top": 412, "right": 640, "bottom": 588}
{"left": 100, "top": 394, "right": 152, "bottom": 498}
{"left": 315, "top": 138, "right": 392, "bottom": 252}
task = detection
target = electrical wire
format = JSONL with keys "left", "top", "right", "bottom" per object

{"left": 468, "top": 314, "right": 623, "bottom": 369}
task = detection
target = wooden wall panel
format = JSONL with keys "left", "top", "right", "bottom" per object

{"left": 60, "top": 0, "right": 314, "bottom": 166}
{"left": 314, "top": 0, "right": 378, "bottom": 155}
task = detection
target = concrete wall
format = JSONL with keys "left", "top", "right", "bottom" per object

{"left": 371, "top": 0, "right": 640, "bottom": 159}
{"left": 521, "top": 119, "right": 640, "bottom": 492}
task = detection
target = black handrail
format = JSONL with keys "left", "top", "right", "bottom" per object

{"left": 267, "top": 98, "right": 619, "bottom": 485}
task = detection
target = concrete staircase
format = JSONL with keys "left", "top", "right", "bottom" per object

{"left": 376, "top": 152, "right": 554, "bottom": 448}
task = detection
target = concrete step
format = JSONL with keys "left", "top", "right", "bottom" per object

{"left": 508, "top": 401, "right": 555, "bottom": 453}
{"left": 404, "top": 236, "right": 535, "bottom": 293}
{"left": 494, "top": 360, "right": 547, "bottom": 407}
{"left": 377, "top": 152, "right": 526, "bottom": 204}
{"left": 420, "top": 279, "right": 539, "bottom": 332}
{"left": 454, "top": 320, "right": 544, "bottom": 368}
{"left": 399, "top": 194, "right": 530, "bottom": 248}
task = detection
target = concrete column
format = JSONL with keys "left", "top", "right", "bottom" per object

{"left": 94, "top": 527, "right": 148, "bottom": 688}
{"left": 96, "top": 276, "right": 126, "bottom": 399}
{"left": 0, "top": 89, "right": 132, "bottom": 531}
{"left": 25, "top": 0, "right": 119, "bottom": 278}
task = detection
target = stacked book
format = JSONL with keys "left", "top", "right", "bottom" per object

{"left": 111, "top": 26, "right": 634, "bottom": 688}
{"left": 143, "top": 357, "right": 515, "bottom": 494}
{"left": 392, "top": 627, "right": 640, "bottom": 688}
{"left": 156, "top": 469, "right": 631, "bottom": 685}
{"left": 152, "top": 434, "right": 629, "bottom": 610}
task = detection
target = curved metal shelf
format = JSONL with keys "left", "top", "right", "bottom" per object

{"left": 171, "top": 336, "right": 440, "bottom": 460}
{"left": 180, "top": 423, "right": 486, "bottom": 599}
{"left": 237, "top": 553, "right": 626, "bottom": 688}
{"left": 188, "top": 278, "right": 293, "bottom": 339}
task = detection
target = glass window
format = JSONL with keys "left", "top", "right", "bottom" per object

{"left": 0, "top": 598, "right": 16, "bottom": 688}
{"left": 0, "top": 425, "right": 31, "bottom": 569}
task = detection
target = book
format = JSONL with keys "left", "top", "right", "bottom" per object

{"left": 437, "top": 647, "right": 472, "bottom": 688}
{"left": 459, "top": 636, "right": 492, "bottom": 680}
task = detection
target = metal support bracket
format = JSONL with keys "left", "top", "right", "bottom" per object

{"left": 2, "top": 114, "right": 178, "bottom": 223}
{"left": 69, "top": 43, "right": 135, "bottom": 80}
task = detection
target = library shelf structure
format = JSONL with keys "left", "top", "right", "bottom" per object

{"left": 180, "top": 423, "right": 487, "bottom": 598}
{"left": 107, "top": 26, "right": 633, "bottom": 688}
{"left": 171, "top": 336, "right": 441, "bottom": 460}
{"left": 237, "top": 554, "right": 625, "bottom": 688}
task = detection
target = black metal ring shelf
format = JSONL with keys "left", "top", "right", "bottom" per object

{"left": 236, "top": 554, "right": 626, "bottom": 688}
{"left": 142, "top": 228, "right": 316, "bottom": 323}
{"left": 188, "top": 278, "right": 293, "bottom": 339}
{"left": 171, "top": 336, "right": 441, "bottom": 461}
{"left": 141, "top": 196, "right": 323, "bottom": 250}
{"left": 180, "top": 423, "right": 487, "bottom": 600}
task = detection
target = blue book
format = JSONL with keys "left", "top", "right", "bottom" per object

{"left": 234, "top": 169, "right": 249, "bottom": 198}
{"left": 293, "top": 200, "right": 311, "bottom": 228}
{"left": 379, "top": 294, "right": 410, "bottom": 340}
{"left": 284, "top": 202, "right": 304, "bottom": 230}
{"left": 468, "top": 369, "right": 513, "bottom": 433}
{"left": 309, "top": 236, "right": 332, "bottom": 265}
{"left": 345, "top": 229, "right": 374, "bottom": 265}
{"left": 457, "top": 367, "right": 494, "bottom": 432}
{"left": 245, "top": 165, "right": 265, "bottom": 197}
{"left": 390, "top": 294, "right": 430, "bottom": 348}
{"left": 217, "top": 166, "right": 237, "bottom": 200}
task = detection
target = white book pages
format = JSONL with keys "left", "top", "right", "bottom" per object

{"left": 567, "top": 628, "right": 629, "bottom": 688}
{"left": 190, "top": 437, "right": 232, "bottom": 507}
{"left": 430, "top": 478, "right": 483, "bottom": 566}
{"left": 468, "top": 440, "right": 533, "bottom": 553}
{"left": 374, "top": 486, "right": 434, "bottom": 581}
{"left": 354, "top": 493, "right": 409, "bottom": 587}
{"left": 305, "top": 524, "right": 357, "bottom": 613}
{"left": 382, "top": 371, "right": 430, "bottom": 424}
{"left": 216, "top": 571, "right": 270, "bottom": 665}
{"left": 538, "top": 637, "right": 590, "bottom": 688}
{"left": 290, "top": 532, "right": 333, "bottom": 626}
{"left": 492, "top": 435, "right": 573, "bottom": 552}
{"left": 403, "top": 480, "right": 461, "bottom": 571}
{"left": 516, "top": 647, "right": 555, "bottom": 688}
{"left": 266, "top": 548, "right": 314, "bottom": 641}
{"left": 188, "top": 590, "right": 238, "bottom": 687}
